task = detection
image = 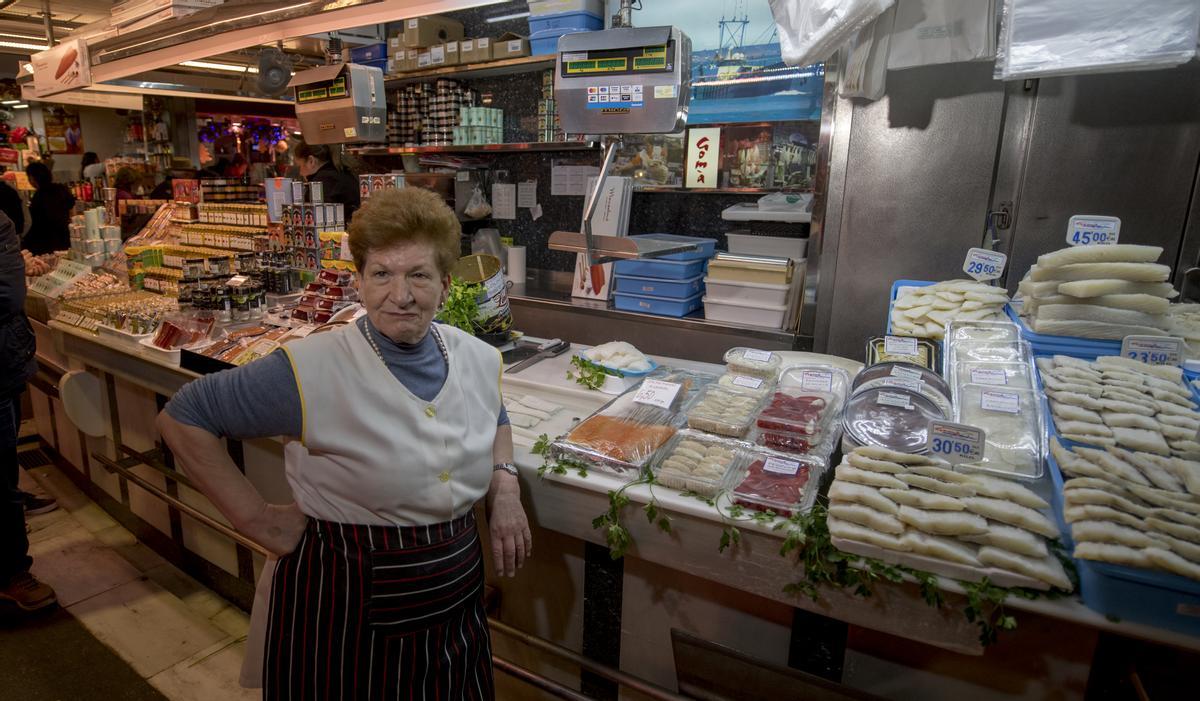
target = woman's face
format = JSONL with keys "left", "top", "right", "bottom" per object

{"left": 298, "top": 155, "right": 320, "bottom": 177}
{"left": 358, "top": 241, "right": 450, "bottom": 345}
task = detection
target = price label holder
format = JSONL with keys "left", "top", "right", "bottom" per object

{"left": 926, "top": 420, "right": 986, "bottom": 465}
{"left": 890, "top": 365, "right": 924, "bottom": 382}
{"left": 1120, "top": 335, "right": 1183, "bottom": 367}
{"left": 762, "top": 456, "right": 801, "bottom": 476}
{"left": 883, "top": 335, "right": 919, "bottom": 357}
{"left": 963, "top": 248, "right": 1007, "bottom": 282}
{"left": 981, "top": 390, "right": 1020, "bottom": 414}
{"left": 799, "top": 370, "right": 833, "bottom": 392}
{"left": 633, "top": 379, "right": 682, "bottom": 409}
{"left": 877, "top": 391, "right": 913, "bottom": 410}
{"left": 970, "top": 367, "right": 1008, "bottom": 385}
{"left": 879, "top": 376, "right": 923, "bottom": 393}
{"left": 1067, "top": 215, "right": 1121, "bottom": 246}
{"left": 743, "top": 349, "right": 774, "bottom": 363}
{"left": 731, "top": 375, "right": 764, "bottom": 390}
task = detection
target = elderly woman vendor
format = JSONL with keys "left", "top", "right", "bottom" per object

{"left": 157, "top": 187, "right": 529, "bottom": 699}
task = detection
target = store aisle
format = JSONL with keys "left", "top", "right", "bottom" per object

{"left": 1, "top": 434, "right": 257, "bottom": 701}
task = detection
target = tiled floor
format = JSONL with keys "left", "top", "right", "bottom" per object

{"left": 19, "top": 456, "right": 259, "bottom": 701}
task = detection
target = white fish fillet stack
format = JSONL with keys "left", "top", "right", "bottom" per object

{"left": 1166, "top": 304, "right": 1200, "bottom": 360}
{"left": 827, "top": 447, "right": 1072, "bottom": 591}
{"left": 1050, "top": 437, "right": 1200, "bottom": 582}
{"left": 1038, "top": 355, "right": 1200, "bottom": 459}
{"left": 890, "top": 280, "right": 1009, "bottom": 340}
{"left": 1016, "top": 244, "right": 1181, "bottom": 340}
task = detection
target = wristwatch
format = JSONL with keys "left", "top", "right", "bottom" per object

{"left": 493, "top": 462, "right": 519, "bottom": 477}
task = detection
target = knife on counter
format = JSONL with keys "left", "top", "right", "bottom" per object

{"left": 504, "top": 338, "right": 571, "bottom": 374}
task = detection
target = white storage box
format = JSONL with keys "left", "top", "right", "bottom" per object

{"left": 704, "top": 278, "right": 790, "bottom": 306}
{"left": 703, "top": 296, "right": 788, "bottom": 329}
{"left": 725, "top": 233, "right": 807, "bottom": 260}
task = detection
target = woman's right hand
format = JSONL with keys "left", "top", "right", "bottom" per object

{"left": 244, "top": 502, "right": 308, "bottom": 557}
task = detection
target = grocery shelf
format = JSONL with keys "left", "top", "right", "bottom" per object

{"left": 385, "top": 55, "right": 554, "bottom": 86}
{"left": 349, "top": 141, "right": 600, "bottom": 156}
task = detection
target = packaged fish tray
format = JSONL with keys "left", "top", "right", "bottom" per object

{"left": 727, "top": 450, "right": 825, "bottom": 518}
{"left": 651, "top": 429, "right": 745, "bottom": 497}
{"left": 751, "top": 365, "right": 849, "bottom": 459}
{"left": 715, "top": 371, "right": 776, "bottom": 398}
{"left": 687, "top": 383, "right": 769, "bottom": 438}
{"left": 724, "top": 347, "right": 783, "bottom": 380}
{"left": 955, "top": 383, "right": 1044, "bottom": 480}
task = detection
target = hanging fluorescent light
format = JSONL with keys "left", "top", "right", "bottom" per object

{"left": 180, "top": 60, "right": 259, "bottom": 73}
{"left": 0, "top": 41, "right": 49, "bottom": 51}
{"left": 485, "top": 11, "right": 530, "bottom": 22}
{"left": 0, "top": 32, "right": 43, "bottom": 41}
{"left": 1, "top": 100, "right": 20, "bottom": 105}
{"left": 13, "top": 104, "right": 28, "bottom": 109}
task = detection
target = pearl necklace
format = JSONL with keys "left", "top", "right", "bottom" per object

{"left": 359, "top": 316, "right": 449, "bottom": 370}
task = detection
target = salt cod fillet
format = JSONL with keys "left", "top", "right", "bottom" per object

{"left": 1029, "top": 263, "right": 1171, "bottom": 283}
{"left": 1030, "top": 318, "right": 1167, "bottom": 340}
{"left": 1036, "top": 304, "right": 1167, "bottom": 329}
{"left": 1056, "top": 280, "right": 1177, "bottom": 299}
{"left": 1036, "top": 244, "right": 1163, "bottom": 268}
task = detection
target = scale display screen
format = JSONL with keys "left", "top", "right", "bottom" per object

{"left": 561, "top": 41, "right": 675, "bottom": 78}
{"left": 298, "top": 77, "right": 347, "bottom": 103}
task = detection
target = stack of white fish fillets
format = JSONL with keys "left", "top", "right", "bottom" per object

{"left": 827, "top": 446, "right": 1072, "bottom": 590}
{"left": 1049, "top": 437, "right": 1200, "bottom": 582}
{"left": 1037, "top": 355, "right": 1200, "bottom": 459}
{"left": 1017, "top": 244, "right": 1178, "bottom": 340}
{"left": 503, "top": 394, "right": 564, "bottom": 444}
{"left": 890, "top": 280, "right": 1010, "bottom": 340}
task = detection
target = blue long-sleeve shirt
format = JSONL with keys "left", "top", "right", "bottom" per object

{"left": 166, "top": 317, "right": 508, "bottom": 439}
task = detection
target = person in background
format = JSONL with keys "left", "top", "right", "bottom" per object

{"left": 22, "top": 162, "right": 75, "bottom": 255}
{"left": 0, "top": 209, "right": 56, "bottom": 614}
{"left": 79, "top": 152, "right": 99, "bottom": 182}
{"left": 112, "top": 167, "right": 138, "bottom": 201}
{"left": 0, "top": 178, "right": 23, "bottom": 236}
{"left": 295, "top": 140, "right": 360, "bottom": 220}
{"left": 225, "top": 154, "right": 248, "bottom": 179}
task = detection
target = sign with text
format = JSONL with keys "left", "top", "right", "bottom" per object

{"left": 685, "top": 127, "right": 720, "bottom": 189}
{"left": 926, "top": 421, "right": 986, "bottom": 465}
{"left": 633, "top": 379, "right": 682, "bottom": 409}
{"left": 31, "top": 39, "right": 91, "bottom": 98}
{"left": 963, "top": 247, "right": 1007, "bottom": 282}
{"left": 1121, "top": 335, "right": 1184, "bottom": 366}
{"left": 1067, "top": 215, "right": 1120, "bottom": 246}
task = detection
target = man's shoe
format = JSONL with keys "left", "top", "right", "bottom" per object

{"left": 21, "top": 491, "right": 58, "bottom": 515}
{"left": 0, "top": 572, "right": 58, "bottom": 612}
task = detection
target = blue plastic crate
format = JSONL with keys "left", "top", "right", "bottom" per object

{"left": 530, "top": 26, "right": 595, "bottom": 55}
{"left": 1005, "top": 304, "right": 1122, "bottom": 359}
{"left": 613, "top": 291, "right": 703, "bottom": 317}
{"left": 351, "top": 42, "right": 387, "bottom": 62}
{"left": 629, "top": 234, "right": 717, "bottom": 261}
{"left": 528, "top": 10, "right": 603, "bottom": 35}
{"left": 613, "top": 273, "right": 704, "bottom": 299}
{"left": 613, "top": 257, "right": 706, "bottom": 280}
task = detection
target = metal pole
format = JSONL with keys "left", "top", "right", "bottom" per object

{"left": 42, "top": 0, "right": 54, "bottom": 47}
{"left": 489, "top": 619, "right": 688, "bottom": 701}
{"left": 580, "top": 138, "right": 620, "bottom": 267}
{"left": 492, "top": 656, "right": 594, "bottom": 701}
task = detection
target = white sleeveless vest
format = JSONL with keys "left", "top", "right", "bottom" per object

{"left": 280, "top": 321, "right": 502, "bottom": 525}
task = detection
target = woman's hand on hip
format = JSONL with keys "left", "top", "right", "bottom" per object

{"left": 244, "top": 502, "right": 308, "bottom": 557}
{"left": 488, "top": 474, "right": 531, "bottom": 577}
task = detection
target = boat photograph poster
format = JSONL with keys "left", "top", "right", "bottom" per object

{"left": 638, "top": 0, "right": 824, "bottom": 125}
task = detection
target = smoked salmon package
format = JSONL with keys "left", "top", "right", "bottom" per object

{"left": 551, "top": 368, "right": 717, "bottom": 477}
{"left": 751, "top": 365, "right": 850, "bottom": 461}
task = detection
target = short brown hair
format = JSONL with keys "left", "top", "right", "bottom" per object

{"left": 348, "top": 187, "right": 461, "bottom": 274}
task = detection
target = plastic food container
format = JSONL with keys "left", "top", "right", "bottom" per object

{"left": 724, "top": 347, "right": 783, "bottom": 379}
{"left": 717, "top": 372, "right": 775, "bottom": 398}
{"left": 754, "top": 390, "right": 836, "bottom": 455}
{"left": 706, "top": 257, "right": 792, "bottom": 285}
{"left": 527, "top": 10, "right": 603, "bottom": 35}
{"left": 613, "top": 274, "right": 704, "bottom": 300}
{"left": 945, "top": 319, "right": 1022, "bottom": 343}
{"left": 950, "top": 339, "right": 1032, "bottom": 365}
{"left": 627, "top": 234, "right": 717, "bottom": 261}
{"left": 613, "top": 257, "right": 707, "bottom": 280}
{"left": 687, "top": 384, "right": 767, "bottom": 438}
{"left": 652, "top": 430, "right": 742, "bottom": 496}
{"left": 955, "top": 384, "right": 1044, "bottom": 480}
{"left": 702, "top": 278, "right": 790, "bottom": 307}
{"left": 729, "top": 452, "right": 823, "bottom": 517}
{"left": 842, "top": 386, "right": 947, "bottom": 453}
{"left": 703, "top": 296, "right": 788, "bottom": 329}
{"left": 851, "top": 361, "right": 952, "bottom": 403}
{"left": 865, "top": 335, "right": 940, "bottom": 370}
{"left": 552, "top": 388, "right": 681, "bottom": 476}
{"left": 724, "top": 232, "right": 807, "bottom": 261}
{"left": 613, "top": 291, "right": 703, "bottom": 318}
{"left": 953, "top": 361, "right": 1034, "bottom": 392}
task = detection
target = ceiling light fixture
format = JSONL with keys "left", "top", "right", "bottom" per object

{"left": 485, "top": 11, "right": 530, "bottom": 23}
{"left": 180, "top": 60, "right": 259, "bottom": 73}
{"left": 0, "top": 41, "right": 49, "bottom": 51}
{"left": 13, "top": 104, "right": 28, "bottom": 109}
{"left": 1, "top": 100, "right": 19, "bottom": 105}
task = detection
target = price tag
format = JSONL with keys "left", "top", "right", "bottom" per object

{"left": 799, "top": 370, "right": 833, "bottom": 392}
{"left": 962, "top": 248, "right": 1007, "bottom": 282}
{"left": 877, "top": 391, "right": 913, "bottom": 409}
{"left": 762, "top": 456, "right": 801, "bottom": 476}
{"left": 981, "top": 390, "right": 1020, "bottom": 414}
{"left": 890, "top": 365, "right": 924, "bottom": 382}
{"left": 1120, "top": 335, "right": 1183, "bottom": 367}
{"left": 1067, "top": 215, "right": 1120, "bottom": 246}
{"left": 731, "top": 375, "right": 764, "bottom": 390}
{"left": 970, "top": 368, "right": 1008, "bottom": 385}
{"left": 926, "top": 421, "right": 986, "bottom": 465}
{"left": 880, "top": 377, "right": 923, "bottom": 393}
{"left": 633, "top": 379, "right": 682, "bottom": 409}
{"left": 883, "top": 335, "right": 919, "bottom": 357}
{"left": 742, "top": 349, "right": 774, "bottom": 363}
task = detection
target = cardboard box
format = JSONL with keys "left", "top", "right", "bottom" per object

{"left": 443, "top": 40, "right": 460, "bottom": 65}
{"left": 417, "top": 51, "right": 433, "bottom": 70}
{"left": 388, "top": 32, "right": 403, "bottom": 52}
{"left": 429, "top": 44, "right": 447, "bottom": 66}
{"left": 405, "top": 48, "right": 420, "bottom": 71}
{"left": 491, "top": 32, "right": 529, "bottom": 60}
{"left": 402, "top": 15, "right": 463, "bottom": 49}
{"left": 470, "top": 38, "right": 492, "bottom": 63}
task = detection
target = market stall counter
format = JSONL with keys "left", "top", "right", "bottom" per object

{"left": 25, "top": 317, "right": 1200, "bottom": 698}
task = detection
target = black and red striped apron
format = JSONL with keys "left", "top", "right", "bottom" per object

{"left": 262, "top": 512, "right": 493, "bottom": 700}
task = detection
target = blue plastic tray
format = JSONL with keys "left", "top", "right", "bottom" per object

{"left": 1005, "top": 304, "right": 1122, "bottom": 360}
{"left": 575, "top": 353, "right": 659, "bottom": 378}
{"left": 613, "top": 257, "right": 707, "bottom": 280}
{"left": 530, "top": 26, "right": 595, "bottom": 55}
{"left": 613, "top": 273, "right": 704, "bottom": 299}
{"left": 350, "top": 42, "right": 387, "bottom": 62}
{"left": 629, "top": 234, "right": 717, "bottom": 262}
{"left": 613, "top": 291, "right": 703, "bottom": 317}
{"left": 528, "top": 10, "right": 603, "bottom": 34}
